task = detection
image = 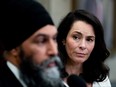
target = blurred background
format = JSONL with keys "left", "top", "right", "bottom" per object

{"left": 38, "top": 0, "right": 116, "bottom": 86}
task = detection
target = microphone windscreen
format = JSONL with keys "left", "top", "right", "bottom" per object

{"left": 67, "top": 74, "right": 86, "bottom": 87}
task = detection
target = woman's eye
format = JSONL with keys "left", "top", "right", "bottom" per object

{"left": 87, "top": 38, "right": 95, "bottom": 42}
{"left": 73, "top": 35, "right": 79, "bottom": 40}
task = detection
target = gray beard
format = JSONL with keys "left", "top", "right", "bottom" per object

{"left": 37, "top": 65, "right": 62, "bottom": 87}
{"left": 35, "top": 56, "right": 63, "bottom": 87}
{"left": 19, "top": 52, "right": 64, "bottom": 87}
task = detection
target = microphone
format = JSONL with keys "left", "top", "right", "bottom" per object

{"left": 67, "top": 74, "right": 87, "bottom": 87}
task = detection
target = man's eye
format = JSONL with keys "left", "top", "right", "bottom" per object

{"left": 34, "top": 38, "right": 47, "bottom": 44}
{"left": 53, "top": 36, "right": 57, "bottom": 42}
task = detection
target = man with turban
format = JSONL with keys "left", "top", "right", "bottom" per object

{"left": 0, "top": 0, "right": 64, "bottom": 87}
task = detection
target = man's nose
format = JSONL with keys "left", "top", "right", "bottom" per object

{"left": 47, "top": 40, "right": 58, "bottom": 56}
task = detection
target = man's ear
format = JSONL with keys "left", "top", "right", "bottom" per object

{"left": 10, "top": 47, "right": 20, "bottom": 56}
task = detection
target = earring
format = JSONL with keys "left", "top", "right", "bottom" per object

{"left": 62, "top": 40, "right": 65, "bottom": 45}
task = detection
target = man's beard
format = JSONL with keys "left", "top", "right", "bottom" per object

{"left": 19, "top": 48, "right": 64, "bottom": 87}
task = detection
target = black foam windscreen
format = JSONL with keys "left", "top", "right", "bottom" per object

{"left": 67, "top": 74, "right": 87, "bottom": 87}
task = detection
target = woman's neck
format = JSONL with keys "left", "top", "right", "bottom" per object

{"left": 65, "top": 61, "right": 83, "bottom": 76}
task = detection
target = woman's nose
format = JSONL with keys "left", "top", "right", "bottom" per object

{"left": 79, "top": 39, "right": 86, "bottom": 50}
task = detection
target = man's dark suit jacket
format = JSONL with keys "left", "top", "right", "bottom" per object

{"left": 0, "top": 60, "right": 66, "bottom": 87}
{"left": 0, "top": 60, "right": 23, "bottom": 87}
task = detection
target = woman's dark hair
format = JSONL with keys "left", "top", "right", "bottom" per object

{"left": 57, "top": 10, "right": 110, "bottom": 83}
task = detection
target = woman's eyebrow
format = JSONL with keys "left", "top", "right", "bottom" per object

{"left": 73, "top": 31, "right": 95, "bottom": 38}
{"left": 72, "top": 31, "right": 82, "bottom": 36}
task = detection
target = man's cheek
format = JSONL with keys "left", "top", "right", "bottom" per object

{"left": 32, "top": 54, "right": 46, "bottom": 65}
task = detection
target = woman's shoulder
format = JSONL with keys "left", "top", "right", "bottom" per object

{"left": 93, "top": 76, "right": 111, "bottom": 87}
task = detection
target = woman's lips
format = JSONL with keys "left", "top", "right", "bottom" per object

{"left": 76, "top": 53, "right": 86, "bottom": 57}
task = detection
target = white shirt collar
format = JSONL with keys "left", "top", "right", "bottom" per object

{"left": 7, "top": 61, "right": 27, "bottom": 87}
{"left": 62, "top": 81, "right": 69, "bottom": 87}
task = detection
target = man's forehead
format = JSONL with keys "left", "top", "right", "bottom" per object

{"left": 32, "top": 25, "right": 57, "bottom": 37}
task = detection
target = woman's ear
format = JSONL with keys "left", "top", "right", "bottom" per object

{"left": 62, "top": 40, "right": 66, "bottom": 45}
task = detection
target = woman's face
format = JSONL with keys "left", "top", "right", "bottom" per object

{"left": 64, "top": 21, "right": 95, "bottom": 64}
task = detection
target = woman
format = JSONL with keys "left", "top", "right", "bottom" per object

{"left": 57, "top": 10, "right": 111, "bottom": 87}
